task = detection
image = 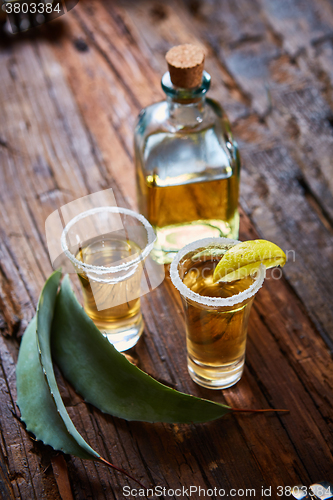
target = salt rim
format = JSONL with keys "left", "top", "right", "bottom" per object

{"left": 61, "top": 207, "right": 156, "bottom": 275}
{"left": 170, "top": 237, "right": 266, "bottom": 307}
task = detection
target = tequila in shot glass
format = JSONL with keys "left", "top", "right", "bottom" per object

{"left": 170, "top": 237, "right": 265, "bottom": 389}
{"left": 61, "top": 207, "right": 156, "bottom": 351}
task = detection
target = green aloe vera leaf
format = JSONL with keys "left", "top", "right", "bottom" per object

{"left": 51, "top": 275, "right": 232, "bottom": 424}
{"left": 38, "top": 271, "right": 101, "bottom": 459}
{"left": 16, "top": 271, "right": 98, "bottom": 460}
{"left": 16, "top": 315, "right": 97, "bottom": 459}
{"left": 16, "top": 272, "right": 145, "bottom": 487}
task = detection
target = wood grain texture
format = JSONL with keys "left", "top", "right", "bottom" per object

{"left": 0, "top": 0, "right": 332, "bottom": 498}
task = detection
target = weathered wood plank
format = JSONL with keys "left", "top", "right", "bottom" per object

{"left": 0, "top": 0, "right": 332, "bottom": 498}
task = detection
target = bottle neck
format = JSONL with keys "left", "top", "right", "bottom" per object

{"left": 166, "top": 96, "right": 205, "bottom": 127}
{"left": 161, "top": 71, "right": 211, "bottom": 129}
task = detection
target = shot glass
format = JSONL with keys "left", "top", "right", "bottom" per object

{"left": 61, "top": 207, "right": 156, "bottom": 351}
{"left": 170, "top": 237, "right": 265, "bottom": 389}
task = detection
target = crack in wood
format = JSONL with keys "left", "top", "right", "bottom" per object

{"left": 72, "top": 10, "right": 143, "bottom": 112}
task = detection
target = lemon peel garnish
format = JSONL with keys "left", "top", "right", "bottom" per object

{"left": 213, "top": 239, "right": 286, "bottom": 283}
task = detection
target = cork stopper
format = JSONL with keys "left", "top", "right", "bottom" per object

{"left": 166, "top": 44, "right": 205, "bottom": 89}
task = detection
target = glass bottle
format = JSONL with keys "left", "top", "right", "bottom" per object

{"left": 134, "top": 44, "right": 240, "bottom": 264}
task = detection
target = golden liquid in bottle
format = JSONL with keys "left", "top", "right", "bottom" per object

{"left": 137, "top": 171, "right": 239, "bottom": 264}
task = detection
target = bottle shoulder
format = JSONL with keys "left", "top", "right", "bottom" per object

{"left": 135, "top": 99, "right": 233, "bottom": 138}
{"left": 134, "top": 97, "right": 240, "bottom": 184}
{"left": 134, "top": 101, "right": 169, "bottom": 137}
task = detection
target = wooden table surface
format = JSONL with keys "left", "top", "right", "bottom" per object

{"left": 1, "top": 1, "right": 333, "bottom": 499}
